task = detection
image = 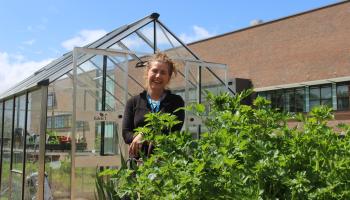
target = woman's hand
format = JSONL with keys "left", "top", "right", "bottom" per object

{"left": 129, "top": 133, "right": 143, "bottom": 157}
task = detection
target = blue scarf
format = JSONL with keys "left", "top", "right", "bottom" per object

{"left": 147, "top": 95, "right": 161, "bottom": 113}
{"left": 147, "top": 93, "right": 166, "bottom": 113}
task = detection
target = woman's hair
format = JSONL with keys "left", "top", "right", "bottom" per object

{"left": 141, "top": 52, "right": 178, "bottom": 89}
{"left": 146, "top": 52, "right": 177, "bottom": 78}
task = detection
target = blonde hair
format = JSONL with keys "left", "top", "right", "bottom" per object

{"left": 142, "top": 52, "right": 178, "bottom": 89}
{"left": 147, "top": 52, "right": 177, "bottom": 77}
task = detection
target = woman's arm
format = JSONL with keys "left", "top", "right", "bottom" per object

{"left": 122, "top": 96, "right": 144, "bottom": 156}
{"left": 122, "top": 98, "right": 135, "bottom": 144}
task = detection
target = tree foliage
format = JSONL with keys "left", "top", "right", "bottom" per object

{"left": 96, "top": 90, "right": 350, "bottom": 199}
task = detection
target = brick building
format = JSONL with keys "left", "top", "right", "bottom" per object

{"left": 189, "top": 1, "right": 350, "bottom": 121}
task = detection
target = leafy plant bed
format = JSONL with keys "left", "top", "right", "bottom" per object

{"left": 97, "top": 90, "right": 350, "bottom": 199}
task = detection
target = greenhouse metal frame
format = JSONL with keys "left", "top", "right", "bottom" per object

{"left": 0, "top": 13, "right": 233, "bottom": 199}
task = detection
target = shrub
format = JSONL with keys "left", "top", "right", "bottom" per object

{"left": 96, "top": 90, "right": 350, "bottom": 199}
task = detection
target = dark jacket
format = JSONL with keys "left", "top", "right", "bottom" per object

{"left": 122, "top": 90, "right": 185, "bottom": 144}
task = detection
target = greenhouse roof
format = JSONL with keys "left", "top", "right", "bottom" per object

{"left": 0, "top": 13, "right": 232, "bottom": 100}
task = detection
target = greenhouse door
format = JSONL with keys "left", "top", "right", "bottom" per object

{"left": 71, "top": 47, "right": 129, "bottom": 199}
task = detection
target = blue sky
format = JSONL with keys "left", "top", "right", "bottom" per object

{"left": 0, "top": 0, "right": 341, "bottom": 93}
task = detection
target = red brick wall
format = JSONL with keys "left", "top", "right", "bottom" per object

{"left": 188, "top": 2, "right": 350, "bottom": 89}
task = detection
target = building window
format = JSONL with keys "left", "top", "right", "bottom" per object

{"left": 284, "top": 88, "right": 305, "bottom": 112}
{"left": 337, "top": 83, "right": 350, "bottom": 110}
{"left": 309, "top": 84, "right": 332, "bottom": 110}
{"left": 47, "top": 93, "right": 56, "bottom": 108}
{"left": 47, "top": 114, "right": 72, "bottom": 129}
{"left": 257, "top": 87, "right": 306, "bottom": 113}
{"left": 47, "top": 117, "right": 52, "bottom": 128}
{"left": 271, "top": 90, "right": 284, "bottom": 110}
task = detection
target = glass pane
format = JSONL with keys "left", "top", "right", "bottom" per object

{"left": 119, "top": 32, "right": 154, "bottom": 55}
{"left": 285, "top": 89, "right": 295, "bottom": 112}
{"left": 46, "top": 77, "right": 73, "bottom": 198}
{"left": 11, "top": 173, "right": 22, "bottom": 199}
{"left": 94, "top": 122, "right": 118, "bottom": 155}
{"left": 104, "top": 122, "right": 118, "bottom": 155}
{"left": 105, "top": 54, "right": 129, "bottom": 111}
{"left": 295, "top": 88, "right": 305, "bottom": 112}
{"left": 75, "top": 167, "right": 111, "bottom": 199}
{"left": 75, "top": 52, "right": 128, "bottom": 156}
{"left": 337, "top": 98, "right": 349, "bottom": 110}
{"left": 321, "top": 99, "right": 332, "bottom": 107}
{"left": 13, "top": 95, "right": 26, "bottom": 171}
{"left": 24, "top": 90, "right": 41, "bottom": 200}
{"left": 337, "top": 84, "right": 349, "bottom": 98}
{"left": 265, "top": 92, "right": 272, "bottom": 101}
{"left": 309, "top": 87, "right": 320, "bottom": 100}
{"left": 134, "top": 22, "right": 155, "bottom": 53}
{"left": 45, "top": 154, "right": 70, "bottom": 199}
{"left": 156, "top": 22, "right": 182, "bottom": 51}
{"left": 272, "top": 90, "right": 284, "bottom": 110}
{"left": 202, "top": 68, "right": 228, "bottom": 97}
{"left": 8, "top": 95, "right": 26, "bottom": 199}
{"left": 310, "top": 100, "right": 320, "bottom": 110}
{"left": 1, "top": 99, "right": 13, "bottom": 198}
{"left": 321, "top": 85, "right": 332, "bottom": 99}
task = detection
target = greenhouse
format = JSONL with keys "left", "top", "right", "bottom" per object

{"left": 0, "top": 13, "right": 233, "bottom": 199}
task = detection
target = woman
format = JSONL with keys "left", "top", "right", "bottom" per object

{"left": 122, "top": 52, "right": 185, "bottom": 158}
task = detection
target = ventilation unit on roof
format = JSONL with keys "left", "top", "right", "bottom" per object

{"left": 250, "top": 19, "right": 264, "bottom": 26}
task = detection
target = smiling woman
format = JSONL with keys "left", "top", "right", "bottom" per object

{"left": 122, "top": 52, "right": 185, "bottom": 158}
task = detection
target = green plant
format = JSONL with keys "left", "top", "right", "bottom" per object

{"left": 46, "top": 130, "right": 59, "bottom": 144}
{"left": 97, "top": 90, "right": 350, "bottom": 199}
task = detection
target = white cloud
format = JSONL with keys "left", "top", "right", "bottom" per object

{"left": 0, "top": 52, "right": 53, "bottom": 95}
{"left": 61, "top": 29, "right": 107, "bottom": 50}
{"left": 179, "top": 25, "right": 215, "bottom": 43}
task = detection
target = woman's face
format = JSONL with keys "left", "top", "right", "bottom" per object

{"left": 147, "top": 61, "right": 171, "bottom": 92}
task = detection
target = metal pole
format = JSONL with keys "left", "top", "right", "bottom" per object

{"left": 197, "top": 66, "right": 202, "bottom": 138}
{"left": 9, "top": 97, "right": 16, "bottom": 199}
{"left": 123, "top": 54, "right": 129, "bottom": 109}
{"left": 184, "top": 62, "right": 189, "bottom": 131}
{"left": 154, "top": 20, "right": 157, "bottom": 53}
{"left": 101, "top": 55, "right": 107, "bottom": 155}
{"left": 71, "top": 48, "right": 78, "bottom": 200}
{"left": 121, "top": 54, "right": 129, "bottom": 157}
{"left": 37, "top": 80, "right": 48, "bottom": 200}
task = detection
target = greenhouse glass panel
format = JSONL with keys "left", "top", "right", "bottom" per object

{"left": 23, "top": 90, "right": 42, "bottom": 200}
{"left": 10, "top": 94, "right": 26, "bottom": 199}
{"left": 74, "top": 167, "right": 100, "bottom": 199}
{"left": 0, "top": 99, "right": 14, "bottom": 199}
{"left": 45, "top": 74, "right": 73, "bottom": 199}
{"left": 155, "top": 22, "right": 182, "bottom": 51}
{"left": 72, "top": 48, "right": 131, "bottom": 198}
